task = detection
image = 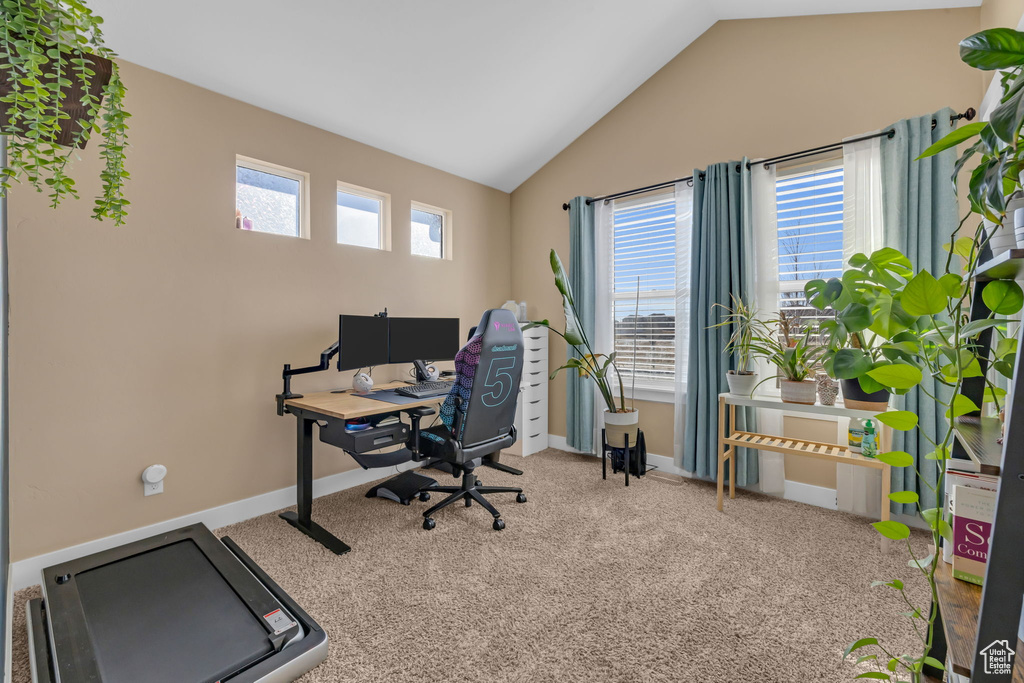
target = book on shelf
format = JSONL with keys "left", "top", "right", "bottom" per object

{"left": 951, "top": 485, "right": 996, "bottom": 585}
{"left": 942, "top": 470, "right": 999, "bottom": 564}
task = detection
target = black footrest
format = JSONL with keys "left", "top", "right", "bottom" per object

{"left": 365, "top": 471, "right": 437, "bottom": 505}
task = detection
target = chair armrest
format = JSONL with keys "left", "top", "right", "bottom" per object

{"left": 403, "top": 406, "right": 436, "bottom": 418}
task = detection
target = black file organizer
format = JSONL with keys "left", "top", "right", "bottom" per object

{"left": 600, "top": 428, "right": 650, "bottom": 486}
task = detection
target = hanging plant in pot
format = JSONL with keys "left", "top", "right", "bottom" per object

{"left": 749, "top": 311, "right": 823, "bottom": 404}
{"left": 1, "top": 0, "right": 131, "bottom": 224}
{"left": 710, "top": 294, "right": 760, "bottom": 396}
{"left": 804, "top": 248, "right": 937, "bottom": 410}
{"left": 526, "top": 249, "right": 638, "bottom": 447}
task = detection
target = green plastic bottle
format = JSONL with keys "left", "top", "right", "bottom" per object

{"left": 862, "top": 419, "right": 877, "bottom": 458}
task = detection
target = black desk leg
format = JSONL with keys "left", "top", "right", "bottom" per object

{"left": 279, "top": 414, "right": 352, "bottom": 555}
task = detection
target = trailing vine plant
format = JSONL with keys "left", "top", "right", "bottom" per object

{"left": 1, "top": 0, "right": 130, "bottom": 224}
{"left": 805, "top": 27, "right": 1024, "bottom": 682}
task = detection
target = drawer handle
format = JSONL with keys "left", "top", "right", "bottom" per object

{"left": 529, "top": 360, "right": 542, "bottom": 364}
{"left": 529, "top": 347, "right": 542, "bottom": 352}
{"left": 529, "top": 433, "right": 541, "bottom": 438}
{"left": 530, "top": 383, "right": 541, "bottom": 388}
{"left": 529, "top": 416, "right": 540, "bottom": 422}
{"left": 529, "top": 400, "right": 541, "bottom": 404}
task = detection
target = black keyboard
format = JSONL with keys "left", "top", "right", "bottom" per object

{"left": 395, "top": 381, "right": 454, "bottom": 399}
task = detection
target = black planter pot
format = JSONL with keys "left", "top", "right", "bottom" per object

{"left": 841, "top": 379, "right": 891, "bottom": 409}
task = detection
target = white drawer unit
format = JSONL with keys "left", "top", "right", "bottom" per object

{"left": 507, "top": 327, "right": 549, "bottom": 456}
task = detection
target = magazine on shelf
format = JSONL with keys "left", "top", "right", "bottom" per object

{"left": 951, "top": 485, "right": 996, "bottom": 586}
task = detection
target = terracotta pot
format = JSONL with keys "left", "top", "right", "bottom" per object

{"left": 725, "top": 371, "right": 758, "bottom": 397}
{"left": 841, "top": 379, "right": 890, "bottom": 411}
{"left": 604, "top": 409, "right": 640, "bottom": 448}
{"left": 780, "top": 379, "right": 816, "bottom": 405}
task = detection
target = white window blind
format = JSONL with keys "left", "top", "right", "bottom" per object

{"left": 611, "top": 192, "right": 676, "bottom": 388}
{"left": 776, "top": 161, "right": 844, "bottom": 327}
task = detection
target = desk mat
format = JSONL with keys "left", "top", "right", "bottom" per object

{"left": 361, "top": 389, "right": 433, "bottom": 405}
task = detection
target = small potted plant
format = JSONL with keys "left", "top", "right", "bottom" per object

{"left": 710, "top": 295, "right": 760, "bottom": 396}
{"left": 527, "top": 250, "right": 638, "bottom": 446}
{"left": 749, "top": 312, "right": 823, "bottom": 404}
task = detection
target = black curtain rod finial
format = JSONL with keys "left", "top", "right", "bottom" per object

{"left": 562, "top": 202, "right": 570, "bottom": 211}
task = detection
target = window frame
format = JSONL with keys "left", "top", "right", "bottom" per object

{"left": 609, "top": 190, "right": 677, "bottom": 399}
{"left": 235, "top": 155, "right": 310, "bottom": 239}
{"left": 336, "top": 180, "right": 391, "bottom": 251}
{"left": 410, "top": 200, "right": 453, "bottom": 260}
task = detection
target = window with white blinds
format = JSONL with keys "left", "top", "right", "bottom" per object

{"left": 776, "top": 160, "right": 844, "bottom": 328}
{"left": 611, "top": 192, "right": 676, "bottom": 389}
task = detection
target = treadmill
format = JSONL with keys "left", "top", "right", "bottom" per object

{"left": 26, "top": 523, "right": 327, "bottom": 683}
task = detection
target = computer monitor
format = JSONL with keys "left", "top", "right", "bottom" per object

{"left": 337, "top": 315, "right": 389, "bottom": 371}
{"left": 388, "top": 317, "right": 461, "bottom": 363}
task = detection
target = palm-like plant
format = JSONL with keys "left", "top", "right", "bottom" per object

{"left": 710, "top": 294, "right": 761, "bottom": 374}
{"left": 527, "top": 249, "right": 630, "bottom": 413}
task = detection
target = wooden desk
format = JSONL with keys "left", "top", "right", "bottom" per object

{"left": 280, "top": 383, "right": 445, "bottom": 555}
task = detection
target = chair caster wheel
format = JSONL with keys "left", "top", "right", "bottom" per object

{"left": 516, "top": 493, "right": 527, "bottom": 503}
{"left": 465, "top": 498, "right": 472, "bottom": 507}
{"left": 423, "top": 518, "right": 436, "bottom": 530}
{"left": 419, "top": 491, "right": 431, "bottom": 502}
{"left": 492, "top": 519, "right": 505, "bottom": 531}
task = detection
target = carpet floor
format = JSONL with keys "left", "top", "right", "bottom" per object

{"left": 11, "top": 448, "right": 930, "bottom": 682}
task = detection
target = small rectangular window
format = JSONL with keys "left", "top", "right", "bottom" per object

{"left": 337, "top": 182, "right": 390, "bottom": 250}
{"left": 235, "top": 156, "right": 309, "bottom": 238}
{"left": 411, "top": 202, "right": 451, "bottom": 259}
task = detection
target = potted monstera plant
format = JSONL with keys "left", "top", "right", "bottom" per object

{"left": 527, "top": 249, "right": 639, "bottom": 447}
{"left": 1, "top": 0, "right": 131, "bottom": 224}
{"left": 804, "top": 248, "right": 934, "bottom": 410}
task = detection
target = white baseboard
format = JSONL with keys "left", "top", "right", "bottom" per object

{"left": 784, "top": 480, "right": 838, "bottom": 510}
{"left": 11, "top": 460, "right": 420, "bottom": 592}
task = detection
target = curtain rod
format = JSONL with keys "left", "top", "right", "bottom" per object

{"left": 561, "top": 107, "right": 976, "bottom": 211}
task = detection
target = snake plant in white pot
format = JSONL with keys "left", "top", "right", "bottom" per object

{"left": 526, "top": 249, "right": 639, "bottom": 447}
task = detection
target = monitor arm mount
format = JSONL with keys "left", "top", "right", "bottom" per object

{"left": 275, "top": 341, "right": 339, "bottom": 416}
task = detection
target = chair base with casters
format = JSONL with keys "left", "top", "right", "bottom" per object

{"left": 421, "top": 459, "right": 527, "bottom": 531}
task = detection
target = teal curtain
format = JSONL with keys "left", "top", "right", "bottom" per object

{"left": 684, "top": 162, "right": 758, "bottom": 484}
{"left": 567, "top": 196, "right": 595, "bottom": 453}
{"left": 881, "top": 108, "right": 958, "bottom": 515}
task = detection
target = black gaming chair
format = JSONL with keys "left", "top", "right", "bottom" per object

{"left": 407, "top": 309, "right": 527, "bottom": 530}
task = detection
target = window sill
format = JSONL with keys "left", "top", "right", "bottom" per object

{"left": 621, "top": 385, "right": 675, "bottom": 404}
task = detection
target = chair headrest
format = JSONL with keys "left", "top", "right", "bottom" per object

{"left": 472, "top": 308, "right": 521, "bottom": 346}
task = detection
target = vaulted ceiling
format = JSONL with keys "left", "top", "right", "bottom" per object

{"left": 87, "top": 0, "right": 979, "bottom": 192}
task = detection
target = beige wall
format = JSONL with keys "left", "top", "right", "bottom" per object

{"left": 980, "top": 0, "right": 1024, "bottom": 89}
{"left": 509, "top": 9, "right": 983, "bottom": 487}
{"left": 8, "top": 62, "right": 511, "bottom": 561}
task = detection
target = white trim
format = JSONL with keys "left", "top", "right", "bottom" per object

{"left": 622, "top": 384, "right": 674, "bottom": 404}
{"left": 410, "top": 200, "right": 453, "bottom": 260}
{"left": 235, "top": 154, "right": 311, "bottom": 239}
{"left": 10, "top": 460, "right": 420, "bottom": 592}
{"left": 336, "top": 180, "right": 391, "bottom": 251}
{"left": 784, "top": 480, "right": 838, "bottom": 510}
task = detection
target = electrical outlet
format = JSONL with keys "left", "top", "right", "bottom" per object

{"left": 144, "top": 480, "right": 163, "bottom": 496}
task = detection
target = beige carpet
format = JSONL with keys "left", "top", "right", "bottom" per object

{"left": 11, "top": 449, "right": 930, "bottom": 682}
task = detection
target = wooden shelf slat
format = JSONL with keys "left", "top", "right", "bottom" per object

{"left": 975, "top": 249, "right": 1024, "bottom": 281}
{"left": 935, "top": 559, "right": 982, "bottom": 677}
{"left": 952, "top": 415, "right": 1003, "bottom": 475}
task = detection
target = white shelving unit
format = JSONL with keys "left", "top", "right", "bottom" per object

{"left": 507, "top": 327, "right": 548, "bottom": 456}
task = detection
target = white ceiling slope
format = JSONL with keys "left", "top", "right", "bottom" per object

{"left": 88, "top": 0, "right": 979, "bottom": 192}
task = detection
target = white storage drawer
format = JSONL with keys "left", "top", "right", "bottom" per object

{"left": 506, "top": 328, "right": 549, "bottom": 457}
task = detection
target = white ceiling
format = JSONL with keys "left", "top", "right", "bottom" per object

{"left": 88, "top": 0, "right": 979, "bottom": 192}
